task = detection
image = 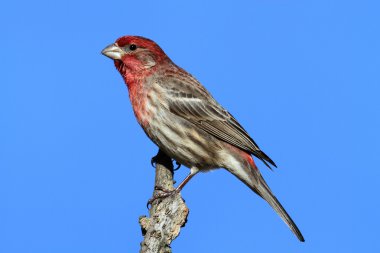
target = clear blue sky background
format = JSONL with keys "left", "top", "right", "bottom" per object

{"left": 1, "top": 0, "right": 379, "bottom": 252}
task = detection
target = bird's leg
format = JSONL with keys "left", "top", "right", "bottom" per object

{"left": 147, "top": 167, "right": 199, "bottom": 208}
{"left": 175, "top": 167, "right": 199, "bottom": 192}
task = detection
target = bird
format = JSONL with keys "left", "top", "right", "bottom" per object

{"left": 102, "top": 35, "right": 304, "bottom": 242}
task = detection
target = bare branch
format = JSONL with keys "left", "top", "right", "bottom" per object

{"left": 139, "top": 150, "right": 189, "bottom": 253}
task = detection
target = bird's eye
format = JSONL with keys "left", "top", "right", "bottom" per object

{"left": 129, "top": 44, "right": 137, "bottom": 51}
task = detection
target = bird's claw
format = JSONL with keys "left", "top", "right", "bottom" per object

{"left": 174, "top": 161, "right": 181, "bottom": 171}
{"left": 151, "top": 155, "right": 158, "bottom": 168}
{"left": 146, "top": 187, "right": 179, "bottom": 209}
{"left": 152, "top": 153, "right": 181, "bottom": 171}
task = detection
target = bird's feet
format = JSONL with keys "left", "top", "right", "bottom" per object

{"left": 151, "top": 154, "right": 182, "bottom": 171}
{"left": 146, "top": 186, "right": 179, "bottom": 209}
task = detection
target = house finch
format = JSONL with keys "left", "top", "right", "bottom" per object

{"left": 102, "top": 36, "right": 304, "bottom": 242}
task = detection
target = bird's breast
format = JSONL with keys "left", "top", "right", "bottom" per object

{"left": 127, "top": 79, "right": 163, "bottom": 128}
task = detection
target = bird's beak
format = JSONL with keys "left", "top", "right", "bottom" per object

{"left": 101, "top": 43, "right": 125, "bottom": 60}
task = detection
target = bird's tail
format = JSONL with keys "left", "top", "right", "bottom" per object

{"left": 228, "top": 157, "right": 305, "bottom": 242}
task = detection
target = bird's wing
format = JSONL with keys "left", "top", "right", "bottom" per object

{"left": 156, "top": 72, "right": 276, "bottom": 168}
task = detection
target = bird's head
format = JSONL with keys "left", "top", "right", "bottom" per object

{"left": 102, "top": 36, "right": 169, "bottom": 79}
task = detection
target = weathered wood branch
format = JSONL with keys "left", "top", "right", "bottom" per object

{"left": 139, "top": 150, "right": 189, "bottom": 253}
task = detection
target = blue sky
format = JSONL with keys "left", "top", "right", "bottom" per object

{"left": 1, "top": 0, "right": 379, "bottom": 252}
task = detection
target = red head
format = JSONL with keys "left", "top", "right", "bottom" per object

{"left": 102, "top": 36, "right": 171, "bottom": 83}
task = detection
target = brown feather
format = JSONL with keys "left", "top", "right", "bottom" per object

{"left": 157, "top": 71, "right": 277, "bottom": 169}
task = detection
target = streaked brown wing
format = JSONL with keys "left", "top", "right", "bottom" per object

{"left": 157, "top": 73, "right": 276, "bottom": 168}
